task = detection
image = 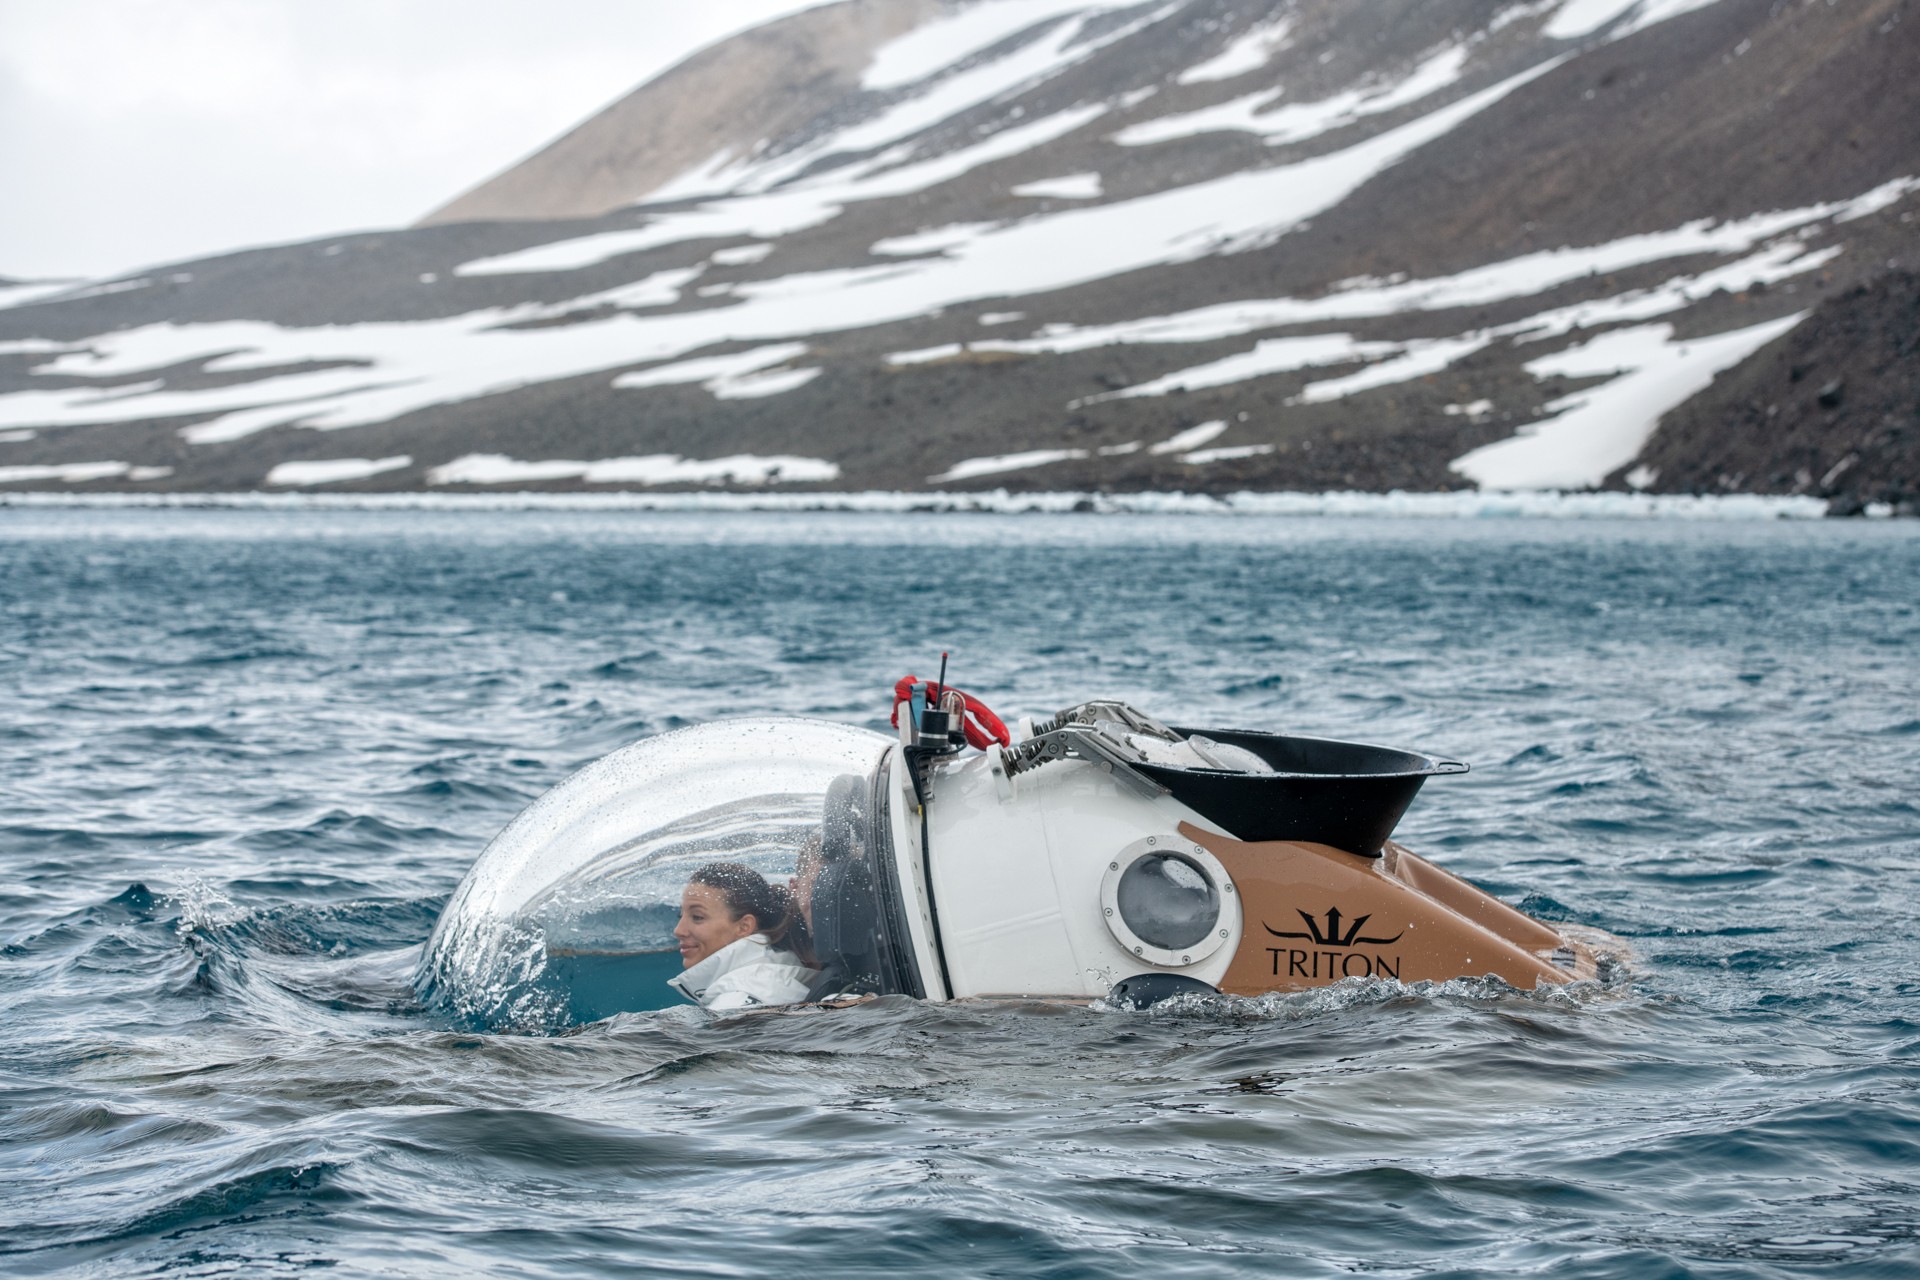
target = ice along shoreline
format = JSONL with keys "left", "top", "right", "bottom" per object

{"left": 0, "top": 488, "right": 1881, "bottom": 519}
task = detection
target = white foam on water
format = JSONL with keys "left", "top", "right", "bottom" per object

{"left": 265, "top": 456, "right": 412, "bottom": 487}
{"left": 1011, "top": 172, "right": 1103, "bottom": 200}
{"left": 1176, "top": 15, "right": 1294, "bottom": 84}
{"left": 1452, "top": 313, "right": 1805, "bottom": 490}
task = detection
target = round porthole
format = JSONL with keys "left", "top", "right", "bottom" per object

{"left": 1100, "top": 836, "right": 1237, "bottom": 968}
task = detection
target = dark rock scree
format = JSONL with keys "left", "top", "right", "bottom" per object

{"left": 1622, "top": 271, "right": 1920, "bottom": 514}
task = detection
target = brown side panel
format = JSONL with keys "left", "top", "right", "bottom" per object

{"left": 1183, "top": 825, "right": 1567, "bottom": 994}
{"left": 1390, "top": 845, "right": 1566, "bottom": 953}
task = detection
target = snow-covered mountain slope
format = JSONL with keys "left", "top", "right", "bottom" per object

{"left": 1, "top": 0, "right": 1915, "bottom": 503}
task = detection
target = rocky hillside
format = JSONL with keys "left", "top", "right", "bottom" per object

{"left": 0, "top": 0, "right": 1914, "bottom": 505}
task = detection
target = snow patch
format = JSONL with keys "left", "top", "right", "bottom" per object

{"left": 1149, "top": 421, "right": 1228, "bottom": 454}
{"left": 837, "top": 12, "right": 1100, "bottom": 155}
{"left": 428, "top": 453, "right": 841, "bottom": 487}
{"left": 0, "top": 460, "right": 153, "bottom": 484}
{"left": 0, "top": 283, "right": 84, "bottom": 313}
{"left": 886, "top": 344, "right": 965, "bottom": 366}
{"left": 611, "top": 343, "right": 812, "bottom": 398}
{"left": 1011, "top": 172, "right": 1103, "bottom": 200}
{"left": 1834, "top": 175, "right": 1920, "bottom": 223}
{"left": 455, "top": 227, "right": 697, "bottom": 277}
{"left": 861, "top": 0, "right": 1137, "bottom": 90}
{"left": 1545, "top": 0, "right": 1644, "bottom": 37}
{"left": 16, "top": 64, "right": 1844, "bottom": 455}
{"left": 1119, "top": 44, "right": 1471, "bottom": 148}
{"left": 1081, "top": 335, "right": 1397, "bottom": 403}
{"left": 1290, "top": 335, "right": 1494, "bottom": 403}
{"left": 266, "top": 456, "right": 412, "bottom": 486}
{"left": 519, "top": 267, "right": 704, "bottom": 318}
{"left": 1182, "top": 444, "right": 1274, "bottom": 464}
{"left": 871, "top": 222, "right": 998, "bottom": 257}
{"left": 456, "top": 103, "right": 1106, "bottom": 277}
{"left": 1177, "top": 16, "right": 1294, "bottom": 84}
{"left": 927, "top": 448, "right": 1089, "bottom": 483}
{"left": 1452, "top": 313, "right": 1804, "bottom": 490}
{"left": 962, "top": 188, "right": 1877, "bottom": 361}
{"left": 709, "top": 243, "right": 774, "bottom": 266}
{"left": 712, "top": 365, "right": 822, "bottom": 399}
{"left": 1546, "top": 0, "right": 1725, "bottom": 40}
{"left": 32, "top": 278, "right": 153, "bottom": 304}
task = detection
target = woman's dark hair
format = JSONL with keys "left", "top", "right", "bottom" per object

{"left": 687, "top": 862, "right": 814, "bottom": 966}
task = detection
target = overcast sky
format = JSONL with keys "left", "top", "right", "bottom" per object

{"left": 0, "top": 0, "right": 835, "bottom": 281}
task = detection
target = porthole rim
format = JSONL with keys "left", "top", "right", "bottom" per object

{"left": 1099, "top": 836, "right": 1236, "bottom": 969}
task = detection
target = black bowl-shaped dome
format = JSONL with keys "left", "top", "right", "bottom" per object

{"left": 1137, "top": 729, "right": 1468, "bottom": 856}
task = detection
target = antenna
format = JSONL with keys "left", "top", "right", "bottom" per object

{"left": 934, "top": 651, "right": 949, "bottom": 707}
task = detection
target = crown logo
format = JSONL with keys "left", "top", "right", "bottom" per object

{"left": 1265, "top": 906, "right": 1404, "bottom": 948}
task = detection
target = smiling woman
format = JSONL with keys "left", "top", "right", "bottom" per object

{"left": 0, "top": 0, "right": 837, "bottom": 279}
{"left": 668, "top": 862, "right": 819, "bottom": 1011}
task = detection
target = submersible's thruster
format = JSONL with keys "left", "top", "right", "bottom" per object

{"left": 420, "top": 683, "right": 1603, "bottom": 1023}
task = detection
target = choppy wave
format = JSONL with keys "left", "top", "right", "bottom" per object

{"left": 2, "top": 508, "right": 1916, "bottom": 1276}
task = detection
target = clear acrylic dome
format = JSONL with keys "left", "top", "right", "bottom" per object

{"left": 420, "top": 717, "right": 891, "bottom": 1025}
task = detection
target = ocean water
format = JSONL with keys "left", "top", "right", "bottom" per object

{"left": 1, "top": 507, "right": 1916, "bottom": 1279}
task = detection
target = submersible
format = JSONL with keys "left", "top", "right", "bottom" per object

{"left": 420, "top": 678, "right": 1605, "bottom": 1024}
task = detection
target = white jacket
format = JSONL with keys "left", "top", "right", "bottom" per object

{"left": 668, "top": 934, "right": 819, "bottom": 1012}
